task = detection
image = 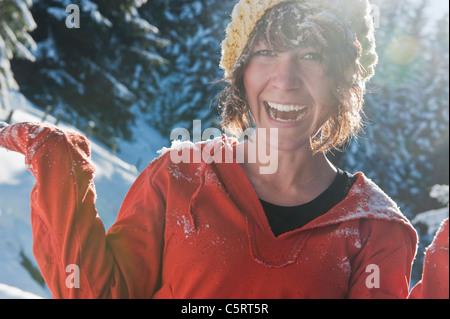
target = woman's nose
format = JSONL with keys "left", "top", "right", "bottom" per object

{"left": 271, "top": 55, "right": 302, "bottom": 91}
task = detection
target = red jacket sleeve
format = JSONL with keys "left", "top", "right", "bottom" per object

{"left": 347, "top": 220, "right": 417, "bottom": 299}
{"left": 0, "top": 122, "right": 165, "bottom": 298}
{"left": 409, "top": 218, "right": 449, "bottom": 299}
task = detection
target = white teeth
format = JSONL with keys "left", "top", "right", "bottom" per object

{"left": 267, "top": 102, "right": 308, "bottom": 112}
{"left": 266, "top": 101, "right": 308, "bottom": 122}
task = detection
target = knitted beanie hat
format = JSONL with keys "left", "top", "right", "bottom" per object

{"left": 220, "top": 0, "right": 378, "bottom": 81}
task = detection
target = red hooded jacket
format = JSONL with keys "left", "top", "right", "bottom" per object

{"left": 0, "top": 122, "right": 418, "bottom": 298}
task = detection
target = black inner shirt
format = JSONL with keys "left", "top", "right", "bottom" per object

{"left": 260, "top": 169, "right": 358, "bottom": 237}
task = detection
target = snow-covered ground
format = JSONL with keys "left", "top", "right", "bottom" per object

{"left": 0, "top": 91, "right": 168, "bottom": 298}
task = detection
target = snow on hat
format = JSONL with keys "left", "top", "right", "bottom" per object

{"left": 220, "top": 0, "right": 378, "bottom": 81}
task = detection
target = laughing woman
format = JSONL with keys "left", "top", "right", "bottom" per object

{"left": 0, "top": 0, "right": 418, "bottom": 298}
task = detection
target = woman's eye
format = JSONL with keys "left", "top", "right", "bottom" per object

{"left": 253, "top": 50, "right": 276, "bottom": 57}
{"left": 302, "top": 52, "right": 323, "bottom": 62}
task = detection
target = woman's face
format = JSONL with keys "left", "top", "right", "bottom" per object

{"left": 243, "top": 40, "right": 336, "bottom": 151}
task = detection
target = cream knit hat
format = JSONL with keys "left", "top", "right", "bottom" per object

{"left": 220, "top": 0, "right": 377, "bottom": 80}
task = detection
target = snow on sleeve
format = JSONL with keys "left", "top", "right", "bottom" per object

{"left": 155, "top": 135, "right": 238, "bottom": 165}
{"left": 156, "top": 139, "right": 201, "bottom": 159}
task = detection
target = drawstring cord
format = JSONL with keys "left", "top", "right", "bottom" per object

{"left": 188, "top": 161, "right": 207, "bottom": 229}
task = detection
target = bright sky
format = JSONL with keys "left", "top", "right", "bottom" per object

{"left": 425, "top": 0, "right": 449, "bottom": 20}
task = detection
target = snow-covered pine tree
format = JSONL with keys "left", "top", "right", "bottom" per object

{"left": 0, "top": 0, "right": 36, "bottom": 111}
{"left": 423, "top": 13, "right": 449, "bottom": 189}
{"left": 139, "top": 0, "right": 234, "bottom": 139}
{"left": 340, "top": 0, "right": 449, "bottom": 217}
{"left": 11, "top": 0, "right": 168, "bottom": 146}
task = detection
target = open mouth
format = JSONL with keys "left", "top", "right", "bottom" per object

{"left": 264, "top": 101, "right": 308, "bottom": 123}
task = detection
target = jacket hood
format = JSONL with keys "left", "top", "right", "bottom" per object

{"left": 160, "top": 136, "right": 416, "bottom": 239}
{"left": 303, "top": 172, "right": 414, "bottom": 230}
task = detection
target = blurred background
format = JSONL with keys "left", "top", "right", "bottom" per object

{"left": 0, "top": 0, "right": 448, "bottom": 297}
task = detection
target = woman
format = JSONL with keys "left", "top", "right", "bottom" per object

{"left": 0, "top": 0, "right": 418, "bottom": 298}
